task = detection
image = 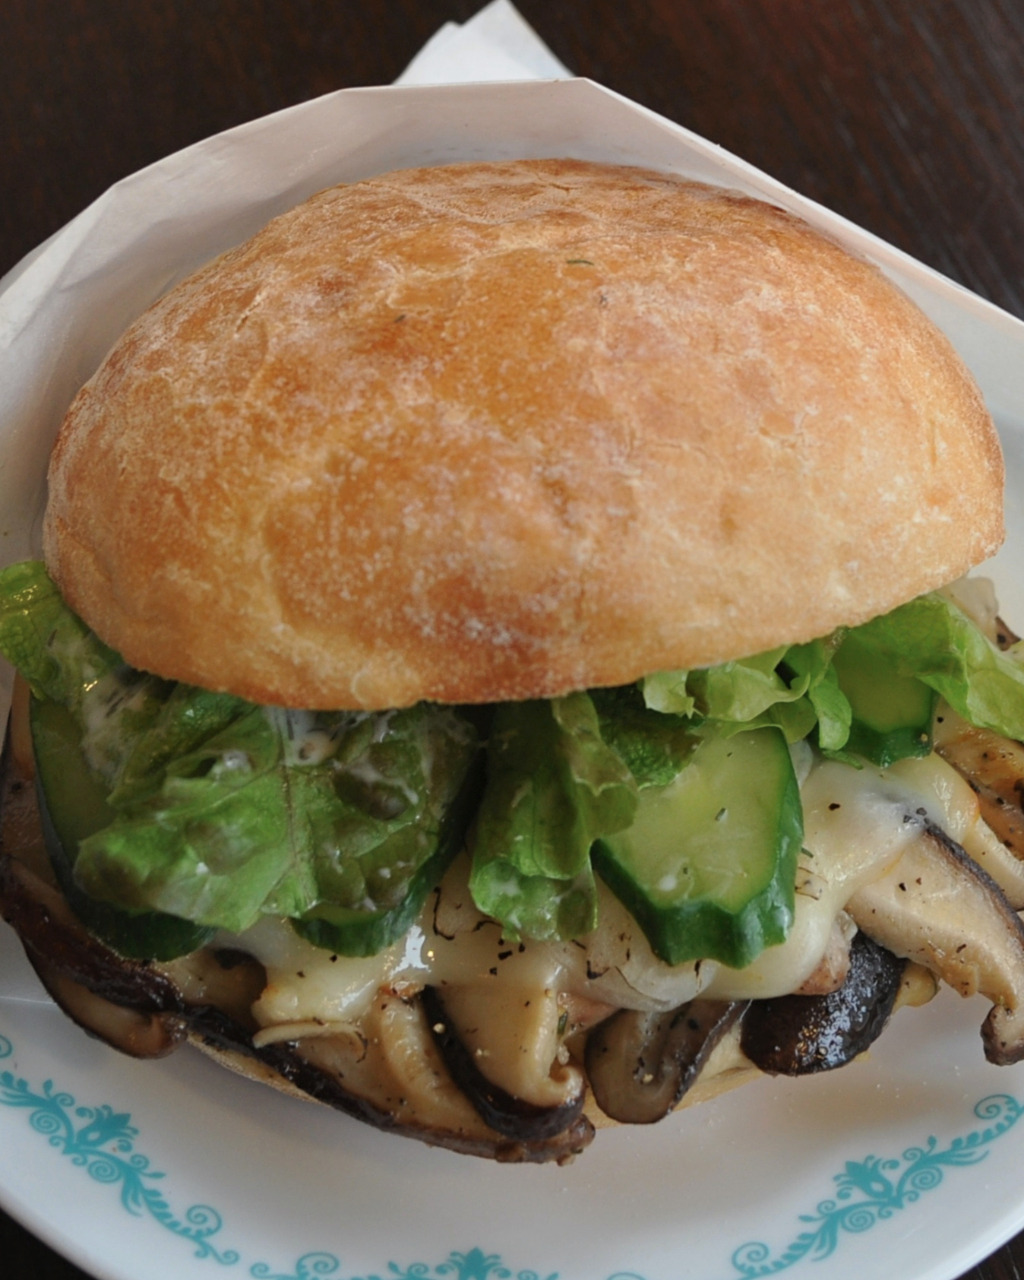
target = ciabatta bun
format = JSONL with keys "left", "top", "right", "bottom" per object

{"left": 43, "top": 159, "right": 1002, "bottom": 710}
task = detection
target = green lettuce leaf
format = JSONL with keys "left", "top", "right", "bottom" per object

{"left": 0, "top": 560, "right": 481, "bottom": 950}
{"left": 105, "top": 684, "right": 251, "bottom": 805}
{"left": 589, "top": 684, "right": 699, "bottom": 789}
{"left": 0, "top": 559, "right": 122, "bottom": 709}
{"left": 849, "top": 592, "right": 1024, "bottom": 739}
{"left": 0, "top": 559, "right": 247, "bottom": 797}
{"left": 469, "top": 693, "right": 638, "bottom": 939}
{"left": 642, "top": 637, "right": 851, "bottom": 748}
{"left": 639, "top": 591, "right": 1024, "bottom": 762}
{"left": 781, "top": 638, "right": 852, "bottom": 752}
{"left": 74, "top": 702, "right": 480, "bottom": 937}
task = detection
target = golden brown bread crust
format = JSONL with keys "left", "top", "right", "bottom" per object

{"left": 44, "top": 159, "right": 1004, "bottom": 709}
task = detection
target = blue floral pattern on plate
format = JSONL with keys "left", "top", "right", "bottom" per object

{"left": 0, "top": 1031, "right": 238, "bottom": 1264}
{"left": 726, "top": 1093, "right": 1024, "bottom": 1277}
{"left": 1, "top": 1029, "right": 1021, "bottom": 1280}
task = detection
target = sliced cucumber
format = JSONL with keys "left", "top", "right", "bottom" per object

{"left": 592, "top": 725, "right": 802, "bottom": 969}
{"left": 832, "top": 631, "right": 936, "bottom": 766}
{"left": 30, "top": 695, "right": 215, "bottom": 960}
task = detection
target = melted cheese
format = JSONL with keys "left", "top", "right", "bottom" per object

{"left": 241, "top": 872, "right": 714, "bottom": 1046}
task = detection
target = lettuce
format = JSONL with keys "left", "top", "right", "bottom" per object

{"left": 642, "top": 636, "right": 850, "bottom": 749}
{"left": 0, "top": 561, "right": 481, "bottom": 947}
{"left": 0, "top": 560, "right": 247, "bottom": 797}
{"left": 590, "top": 684, "right": 699, "bottom": 788}
{"left": 639, "top": 593, "right": 1024, "bottom": 757}
{"left": 0, "top": 558, "right": 122, "bottom": 710}
{"left": 849, "top": 593, "right": 1024, "bottom": 738}
{"left": 469, "top": 694, "right": 638, "bottom": 939}
{"left": 6, "top": 556, "right": 1024, "bottom": 957}
{"left": 75, "top": 701, "right": 480, "bottom": 937}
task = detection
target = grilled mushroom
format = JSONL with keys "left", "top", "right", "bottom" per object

{"left": 934, "top": 706, "right": 1024, "bottom": 883}
{"left": 584, "top": 997, "right": 746, "bottom": 1124}
{"left": 423, "top": 984, "right": 587, "bottom": 1141}
{"left": 740, "top": 931, "right": 905, "bottom": 1074}
{"left": 847, "top": 821, "right": 1024, "bottom": 1064}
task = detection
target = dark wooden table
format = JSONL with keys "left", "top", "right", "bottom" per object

{"left": 2, "top": 3, "right": 1024, "bottom": 1277}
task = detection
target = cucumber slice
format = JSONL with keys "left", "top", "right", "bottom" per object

{"left": 592, "top": 726, "right": 802, "bottom": 969}
{"left": 832, "top": 631, "right": 936, "bottom": 766}
{"left": 30, "top": 695, "right": 215, "bottom": 960}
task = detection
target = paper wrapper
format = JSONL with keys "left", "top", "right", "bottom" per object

{"left": 3, "top": 0, "right": 1024, "bottom": 733}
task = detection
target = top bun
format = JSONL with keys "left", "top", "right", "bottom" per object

{"left": 44, "top": 159, "right": 1003, "bottom": 710}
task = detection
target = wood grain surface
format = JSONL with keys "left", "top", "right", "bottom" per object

{"left": 1, "top": 3, "right": 1023, "bottom": 1278}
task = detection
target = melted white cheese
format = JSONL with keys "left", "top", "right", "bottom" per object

{"left": 239, "top": 871, "right": 713, "bottom": 1044}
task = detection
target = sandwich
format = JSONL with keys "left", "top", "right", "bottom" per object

{"left": 3, "top": 157, "right": 1024, "bottom": 1163}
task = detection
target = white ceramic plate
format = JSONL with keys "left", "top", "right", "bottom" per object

{"left": 6, "top": 533, "right": 1024, "bottom": 1280}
